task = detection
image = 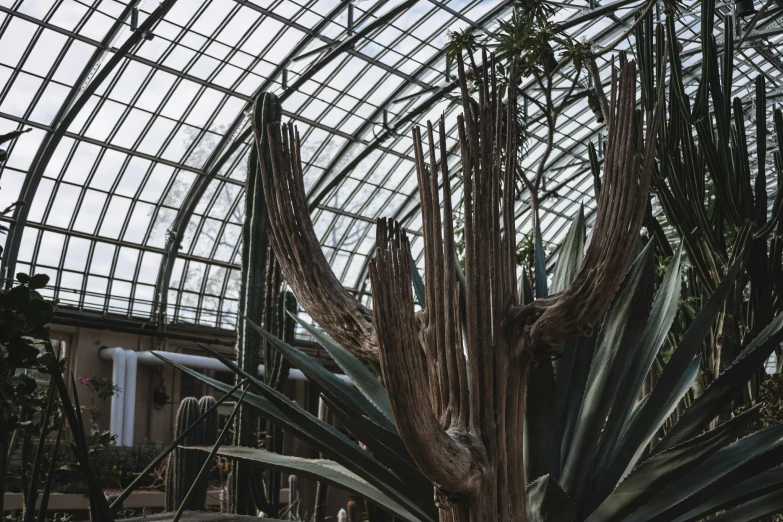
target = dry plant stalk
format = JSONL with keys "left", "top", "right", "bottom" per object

{"left": 258, "top": 56, "right": 660, "bottom": 521}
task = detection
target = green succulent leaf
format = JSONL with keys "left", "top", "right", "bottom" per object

{"left": 625, "top": 423, "right": 783, "bottom": 522}
{"left": 550, "top": 204, "right": 586, "bottom": 294}
{"left": 292, "top": 314, "right": 394, "bottom": 425}
{"left": 598, "top": 256, "right": 743, "bottom": 497}
{"left": 593, "top": 244, "right": 684, "bottom": 479}
{"left": 155, "top": 353, "right": 435, "bottom": 521}
{"left": 243, "top": 314, "right": 396, "bottom": 432}
{"left": 560, "top": 240, "right": 656, "bottom": 501}
{"left": 526, "top": 474, "right": 576, "bottom": 522}
{"left": 199, "top": 446, "right": 427, "bottom": 522}
{"left": 671, "top": 467, "right": 783, "bottom": 522}
{"left": 656, "top": 308, "right": 783, "bottom": 451}
{"left": 586, "top": 405, "right": 760, "bottom": 522}
{"left": 704, "top": 487, "right": 783, "bottom": 522}
{"left": 410, "top": 253, "right": 426, "bottom": 308}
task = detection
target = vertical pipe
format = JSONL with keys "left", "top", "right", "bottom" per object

{"left": 102, "top": 348, "right": 127, "bottom": 446}
{"left": 123, "top": 350, "right": 138, "bottom": 447}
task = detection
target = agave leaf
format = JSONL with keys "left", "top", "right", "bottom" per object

{"left": 594, "top": 244, "right": 684, "bottom": 475}
{"left": 292, "top": 314, "right": 394, "bottom": 424}
{"left": 320, "top": 394, "right": 426, "bottom": 488}
{"left": 243, "top": 314, "right": 397, "bottom": 431}
{"left": 550, "top": 204, "right": 586, "bottom": 294}
{"left": 154, "top": 354, "right": 434, "bottom": 521}
{"left": 201, "top": 446, "right": 428, "bottom": 522}
{"left": 656, "top": 309, "right": 783, "bottom": 451}
{"left": 118, "top": 514, "right": 279, "bottom": 522}
{"left": 585, "top": 405, "right": 759, "bottom": 522}
{"left": 534, "top": 212, "right": 548, "bottom": 298}
{"left": 410, "top": 253, "right": 426, "bottom": 308}
{"left": 529, "top": 207, "right": 585, "bottom": 480}
{"left": 526, "top": 474, "right": 576, "bottom": 522}
{"left": 671, "top": 467, "right": 783, "bottom": 522}
{"left": 598, "top": 257, "right": 742, "bottom": 495}
{"left": 626, "top": 423, "right": 783, "bottom": 522}
{"left": 560, "top": 240, "right": 656, "bottom": 500}
{"left": 556, "top": 333, "right": 597, "bottom": 472}
{"left": 525, "top": 359, "right": 556, "bottom": 482}
{"left": 703, "top": 487, "right": 783, "bottom": 522}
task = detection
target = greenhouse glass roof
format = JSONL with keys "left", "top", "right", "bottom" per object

{"left": 0, "top": 0, "right": 781, "bottom": 334}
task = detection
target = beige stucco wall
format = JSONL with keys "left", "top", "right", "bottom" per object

{"left": 49, "top": 324, "right": 239, "bottom": 444}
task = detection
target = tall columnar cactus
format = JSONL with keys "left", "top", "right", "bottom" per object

{"left": 165, "top": 397, "right": 204, "bottom": 512}
{"left": 231, "top": 90, "right": 281, "bottom": 515}
{"left": 261, "top": 263, "right": 299, "bottom": 516}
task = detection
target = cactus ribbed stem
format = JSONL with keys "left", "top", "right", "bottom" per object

{"left": 165, "top": 397, "right": 210, "bottom": 512}
{"left": 232, "top": 90, "right": 281, "bottom": 515}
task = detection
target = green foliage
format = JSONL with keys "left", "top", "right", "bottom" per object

{"left": 158, "top": 216, "right": 783, "bottom": 521}
{"left": 78, "top": 375, "right": 121, "bottom": 428}
{"left": 636, "top": 3, "right": 783, "bottom": 390}
{"left": 0, "top": 273, "right": 54, "bottom": 372}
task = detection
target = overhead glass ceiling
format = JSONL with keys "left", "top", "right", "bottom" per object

{"left": 0, "top": 0, "right": 781, "bottom": 333}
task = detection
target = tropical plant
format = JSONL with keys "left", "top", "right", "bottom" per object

{"left": 195, "top": 40, "right": 783, "bottom": 520}
{"left": 79, "top": 375, "right": 121, "bottom": 432}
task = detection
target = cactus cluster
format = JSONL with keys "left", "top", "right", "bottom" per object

{"left": 164, "top": 396, "right": 219, "bottom": 512}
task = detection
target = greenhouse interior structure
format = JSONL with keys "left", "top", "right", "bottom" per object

{"left": 3, "top": 0, "right": 783, "bottom": 520}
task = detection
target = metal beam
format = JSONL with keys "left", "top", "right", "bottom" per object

{"left": 153, "top": 0, "right": 420, "bottom": 324}
{"left": 0, "top": 1, "right": 177, "bottom": 288}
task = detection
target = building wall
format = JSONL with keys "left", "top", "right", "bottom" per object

{"left": 50, "top": 324, "right": 239, "bottom": 444}
{"left": 49, "top": 323, "right": 359, "bottom": 516}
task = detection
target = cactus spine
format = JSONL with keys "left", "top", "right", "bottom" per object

{"left": 231, "top": 90, "right": 281, "bottom": 515}
{"left": 165, "top": 397, "right": 217, "bottom": 512}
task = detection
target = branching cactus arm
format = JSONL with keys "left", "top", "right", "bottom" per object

{"left": 370, "top": 220, "right": 483, "bottom": 496}
{"left": 258, "top": 123, "right": 379, "bottom": 362}
{"left": 512, "top": 60, "right": 662, "bottom": 353}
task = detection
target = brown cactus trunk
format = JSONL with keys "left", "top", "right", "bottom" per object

{"left": 258, "top": 56, "right": 658, "bottom": 522}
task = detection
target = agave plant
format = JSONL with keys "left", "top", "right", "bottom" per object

{"left": 132, "top": 3, "right": 783, "bottom": 519}
{"left": 151, "top": 61, "right": 783, "bottom": 522}
{"left": 239, "top": 40, "right": 783, "bottom": 519}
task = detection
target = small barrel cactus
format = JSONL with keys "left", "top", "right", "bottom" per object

{"left": 165, "top": 396, "right": 217, "bottom": 512}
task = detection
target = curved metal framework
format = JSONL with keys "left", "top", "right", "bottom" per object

{"left": 0, "top": 0, "right": 780, "bottom": 332}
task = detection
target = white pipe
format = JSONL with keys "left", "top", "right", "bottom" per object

{"left": 100, "top": 348, "right": 352, "bottom": 447}
{"left": 99, "top": 347, "right": 126, "bottom": 446}
{"left": 122, "top": 350, "right": 137, "bottom": 447}
{"left": 137, "top": 350, "right": 352, "bottom": 383}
